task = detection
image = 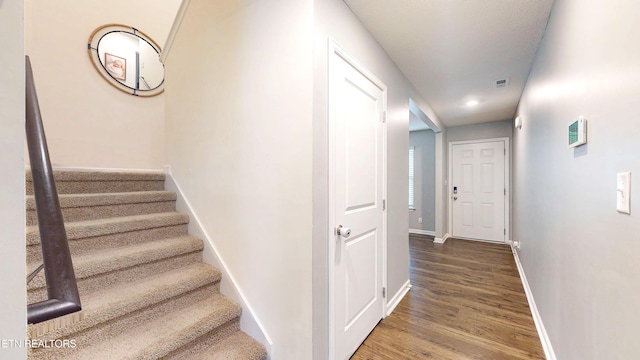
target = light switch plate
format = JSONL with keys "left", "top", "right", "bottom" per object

{"left": 616, "top": 172, "right": 631, "bottom": 214}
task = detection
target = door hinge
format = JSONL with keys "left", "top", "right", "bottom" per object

{"left": 382, "top": 287, "right": 386, "bottom": 298}
{"left": 504, "top": 188, "right": 507, "bottom": 196}
{"left": 504, "top": 228, "right": 506, "bottom": 235}
{"left": 382, "top": 199, "right": 386, "bottom": 210}
{"left": 381, "top": 111, "right": 386, "bottom": 123}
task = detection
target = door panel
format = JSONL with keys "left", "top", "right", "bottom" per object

{"left": 451, "top": 141, "right": 505, "bottom": 242}
{"left": 462, "top": 164, "right": 473, "bottom": 191}
{"left": 331, "top": 49, "right": 385, "bottom": 359}
{"left": 345, "top": 230, "right": 377, "bottom": 328}
{"left": 344, "top": 79, "right": 378, "bottom": 212}
{"left": 481, "top": 203, "right": 494, "bottom": 227}
{"left": 481, "top": 164, "right": 494, "bottom": 193}
{"left": 462, "top": 202, "right": 473, "bottom": 226}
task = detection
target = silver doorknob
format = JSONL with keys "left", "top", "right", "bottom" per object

{"left": 337, "top": 225, "right": 351, "bottom": 238}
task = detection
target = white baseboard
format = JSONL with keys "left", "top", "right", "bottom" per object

{"left": 409, "top": 229, "right": 435, "bottom": 236}
{"left": 164, "top": 169, "right": 273, "bottom": 354}
{"left": 434, "top": 232, "right": 450, "bottom": 244}
{"left": 455, "top": 236, "right": 506, "bottom": 245}
{"left": 386, "top": 280, "right": 411, "bottom": 316}
{"left": 511, "top": 245, "right": 556, "bottom": 360}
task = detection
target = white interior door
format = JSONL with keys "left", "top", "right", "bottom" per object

{"left": 330, "top": 46, "right": 385, "bottom": 359}
{"left": 451, "top": 140, "right": 506, "bottom": 242}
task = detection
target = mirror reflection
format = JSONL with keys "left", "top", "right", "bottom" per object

{"left": 88, "top": 25, "right": 164, "bottom": 96}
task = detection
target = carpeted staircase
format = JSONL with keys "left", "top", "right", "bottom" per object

{"left": 26, "top": 170, "right": 267, "bottom": 360}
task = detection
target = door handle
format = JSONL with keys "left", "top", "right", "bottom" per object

{"left": 337, "top": 225, "right": 351, "bottom": 238}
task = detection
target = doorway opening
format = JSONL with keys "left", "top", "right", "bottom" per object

{"left": 408, "top": 99, "right": 440, "bottom": 239}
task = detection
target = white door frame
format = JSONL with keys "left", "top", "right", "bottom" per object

{"left": 447, "top": 137, "right": 510, "bottom": 243}
{"left": 327, "top": 38, "right": 388, "bottom": 358}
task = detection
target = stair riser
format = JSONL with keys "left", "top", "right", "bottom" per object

{"left": 164, "top": 320, "right": 241, "bottom": 360}
{"left": 28, "top": 252, "right": 203, "bottom": 304}
{"left": 27, "top": 201, "right": 176, "bottom": 226}
{"left": 29, "top": 266, "right": 220, "bottom": 342}
{"left": 26, "top": 180, "right": 165, "bottom": 195}
{"left": 27, "top": 224, "right": 188, "bottom": 264}
{"left": 133, "top": 315, "right": 241, "bottom": 360}
{"left": 28, "top": 284, "right": 221, "bottom": 360}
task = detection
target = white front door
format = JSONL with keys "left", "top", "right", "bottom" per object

{"left": 451, "top": 140, "right": 506, "bottom": 242}
{"left": 330, "top": 45, "right": 385, "bottom": 359}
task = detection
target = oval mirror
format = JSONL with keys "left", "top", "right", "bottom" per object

{"left": 88, "top": 24, "right": 164, "bottom": 97}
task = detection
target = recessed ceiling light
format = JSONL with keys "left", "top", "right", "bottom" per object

{"left": 466, "top": 100, "right": 479, "bottom": 107}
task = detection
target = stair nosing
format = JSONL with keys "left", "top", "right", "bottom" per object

{"left": 28, "top": 263, "right": 221, "bottom": 340}
{"left": 26, "top": 212, "right": 189, "bottom": 245}
{"left": 189, "top": 332, "right": 267, "bottom": 360}
{"left": 26, "top": 170, "right": 166, "bottom": 182}
{"left": 63, "top": 294, "right": 241, "bottom": 360}
{"left": 27, "top": 235, "right": 204, "bottom": 291}
{"left": 26, "top": 191, "right": 177, "bottom": 210}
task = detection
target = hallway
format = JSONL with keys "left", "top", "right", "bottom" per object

{"left": 352, "top": 234, "right": 544, "bottom": 359}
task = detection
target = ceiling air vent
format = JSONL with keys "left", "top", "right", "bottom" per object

{"left": 495, "top": 78, "right": 510, "bottom": 88}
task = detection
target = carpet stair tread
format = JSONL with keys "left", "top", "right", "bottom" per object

{"left": 26, "top": 212, "right": 189, "bottom": 245}
{"left": 63, "top": 294, "right": 241, "bottom": 360}
{"left": 26, "top": 170, "right": 166, "bottom": 182}
{"left": 27, "top": 191, "right": 176, "bottom": 209}
{"left": 29, "top": 262, "right": 220, "bottom": 341}
{"left": 185, "top": 332, "right": 268, "bottom": 360}
{"left": 27, "top": 235, "right": 204, "bottom": 293}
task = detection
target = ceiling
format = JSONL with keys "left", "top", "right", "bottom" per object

{"left": 344, "top": 0, "right": 555, "bottom": 128}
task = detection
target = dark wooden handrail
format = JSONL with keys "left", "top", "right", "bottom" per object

{"left": 25, "top": 55, "right": 81, "bottom": 324}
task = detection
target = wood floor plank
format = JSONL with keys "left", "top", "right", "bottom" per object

{"left": 351, "top": 235, "right": 545, "bottom": 359}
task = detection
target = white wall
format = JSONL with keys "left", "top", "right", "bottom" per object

{"left": 514, "top": 0, "right": 640, "bottom": 358}
{"left": 164, "top": 0, "right": 314, "bottom": 358}
{"left": 25, "top": 0, "right": 181, "bottom": 169}
{"left": 312, "top": 1, "right": 444, "bottom": 357}
{"left": 0, "top": 0, "right": 27, "bottom": 358}
{"left": 409, "top": 130, "right": 436, "bottom": 232}
{"left": 446, "top": 119, "right": 512, "bottom": 143}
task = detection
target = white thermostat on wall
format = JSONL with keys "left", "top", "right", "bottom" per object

{"left": 568, "top": 116, "right": 587, "bottom": 148}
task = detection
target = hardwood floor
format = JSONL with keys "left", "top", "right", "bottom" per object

{"left": 351, "top": 234, "right": 545, "bottom": 359}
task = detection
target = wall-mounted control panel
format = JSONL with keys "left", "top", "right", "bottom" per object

{"left": 616, "top": 172, "right": 631, "bottom": 214}
{"left": 568, "top": 117, "right": 587, "bottom": 148}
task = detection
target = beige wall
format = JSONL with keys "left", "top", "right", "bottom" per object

{"left": 164, "top": 0, "right": 314, "bottom": 358}
{"left": 25, "top": 0, "right": 181, "bottom": 169}
{"left": 312, "top": 1, "right": 444, "bottom": 357}
{"left": 514, "top": 0, "right": 640, "bottom": 358}
{"left": 0, "top": 0, "right": 27, "bottom": 358}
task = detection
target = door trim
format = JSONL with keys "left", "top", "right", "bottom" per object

{"left": 327, "top": 38, "right": 388, "bottom": 359}
{"left": 447, "top": 137, "right": 510, "bottom": 243}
